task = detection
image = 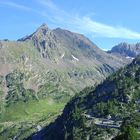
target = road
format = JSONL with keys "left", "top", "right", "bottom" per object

{"left": 83, "top": 114, "right": 121, "bottom": 129}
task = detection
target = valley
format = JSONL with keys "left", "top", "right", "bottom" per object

{"left": 0, "top": 24, "right": 132, "bottom": 139}
{"left": 0, "top": 98, "right": 64, "bottom": 140}
{"left": 1, "top": 1, "right": 140, "bottom": 139}
{"left": 37, "top": 55, "right": 140, "bottom": 140}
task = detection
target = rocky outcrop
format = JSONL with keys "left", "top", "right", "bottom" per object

{"left": 108, "top": 42, "right": 140, "bottom": 58}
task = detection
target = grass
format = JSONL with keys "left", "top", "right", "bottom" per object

{"left": 0, "top": 98, "right": 65, "bottom": 140}
{"left": 1, "top": 98, "right": 65, "bottom": 122}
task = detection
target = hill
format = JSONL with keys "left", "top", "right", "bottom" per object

{"left": 37, "top": 55, "right": 140, "bottom": 140}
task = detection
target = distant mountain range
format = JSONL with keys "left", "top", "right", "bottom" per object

{"left": 108, "top": 42, "right": 140, "bottom": 58}
{"left": 36, "top": 55, "right": 140, "bottom": 140}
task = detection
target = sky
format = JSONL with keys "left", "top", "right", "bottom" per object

{"left": 0, "top": 0, "right": 140, "bottom": 50}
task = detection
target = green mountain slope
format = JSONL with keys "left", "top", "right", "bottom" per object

{"left": 0, "top": 24, "right": 130, "bottom": 139}
{"left": 38, "top": 55, "right": 140, "bottom": 140}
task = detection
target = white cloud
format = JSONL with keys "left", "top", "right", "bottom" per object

{"left": 73, "top": 17, "right": 140, "bottom": 39}
{"left": 0, "top": 1, "right": 31, "bottom": 11}
{"left": 36, "top": 0, "right": 140, "bottom": 40}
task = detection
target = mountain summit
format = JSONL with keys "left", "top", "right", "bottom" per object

{"left": 18, "top": 24, "right": 129, "bottom": 68}
{"left": 108, "top": 42, "right": 140, "bottom": 58}
{"left": 0, "top": 24, "right": 130, "bottom": 101}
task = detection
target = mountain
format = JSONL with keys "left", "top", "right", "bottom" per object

{"left": 35, "top": 55, "right": 140, "bottom": 140}
{"left": 108, "top": 42, "right": 140, "bottom": 58}
{"left": 0, "top": 24, "right": 130, "bottom": 139}
{"left": 0, "top": 24, "right": 130, "bottom": 103}
{"left": 18, "top": 24, "right": 130, "bottom": 88}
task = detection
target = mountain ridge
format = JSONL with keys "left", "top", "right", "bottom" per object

{"left": 35, "top": 55, "right": 140, "bottom": 140}
{"left": 0, "top": 24, "right": 132, "bottom": 103}
{"left": 108, "top": 42, "right": 140, "bottom": 58}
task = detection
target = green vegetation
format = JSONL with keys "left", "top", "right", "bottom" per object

{"left": 1, "top": 99, "right": 64, "bottom": 121}
{"left": 0, "top": 25, "right": 135, "bottom": 140}
{"left": 113, "top": 113, "right": 140, "bottom": 140}
{"left": 0, "top": 69, "right": 66, "bottom": 139}
{"left": 0, "top": 68, "right": 70, "bottom": 139}
{"left": 41, "top": 56, "right": 140, "bottom": 140}
{"left": 0, "top": 98, "right": 64, "bottom": 139}
{"left": 5, "top": 70, "right": 37, "bottom": 105}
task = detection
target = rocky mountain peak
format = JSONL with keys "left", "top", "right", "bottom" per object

{"left": 18, "top": 23, "right": 50, "bottom": 41}
{"left": 108, "top": 42, "right": 140, "bottom": 58}
{"left": 35, "top": 23, "right": 49, "bottom": 36}
{"left": 39, "top": 23, "right": 48, "bottom": 29}
{"left": 118, "top": 42, "right": 129, "bottom": 46}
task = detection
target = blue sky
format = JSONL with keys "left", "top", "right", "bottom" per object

{"left": 0, "top": 0, "right": 140, "bottom": 50}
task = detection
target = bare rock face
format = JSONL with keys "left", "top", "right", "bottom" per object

{"left": 18, "top": 24, "right": 129, "bottom": 69}
{"left": 108, "top": 42, "right": 140, "bottom": 58}
{"left": 18, "top": 24, "right": 60, "bottom": 59}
